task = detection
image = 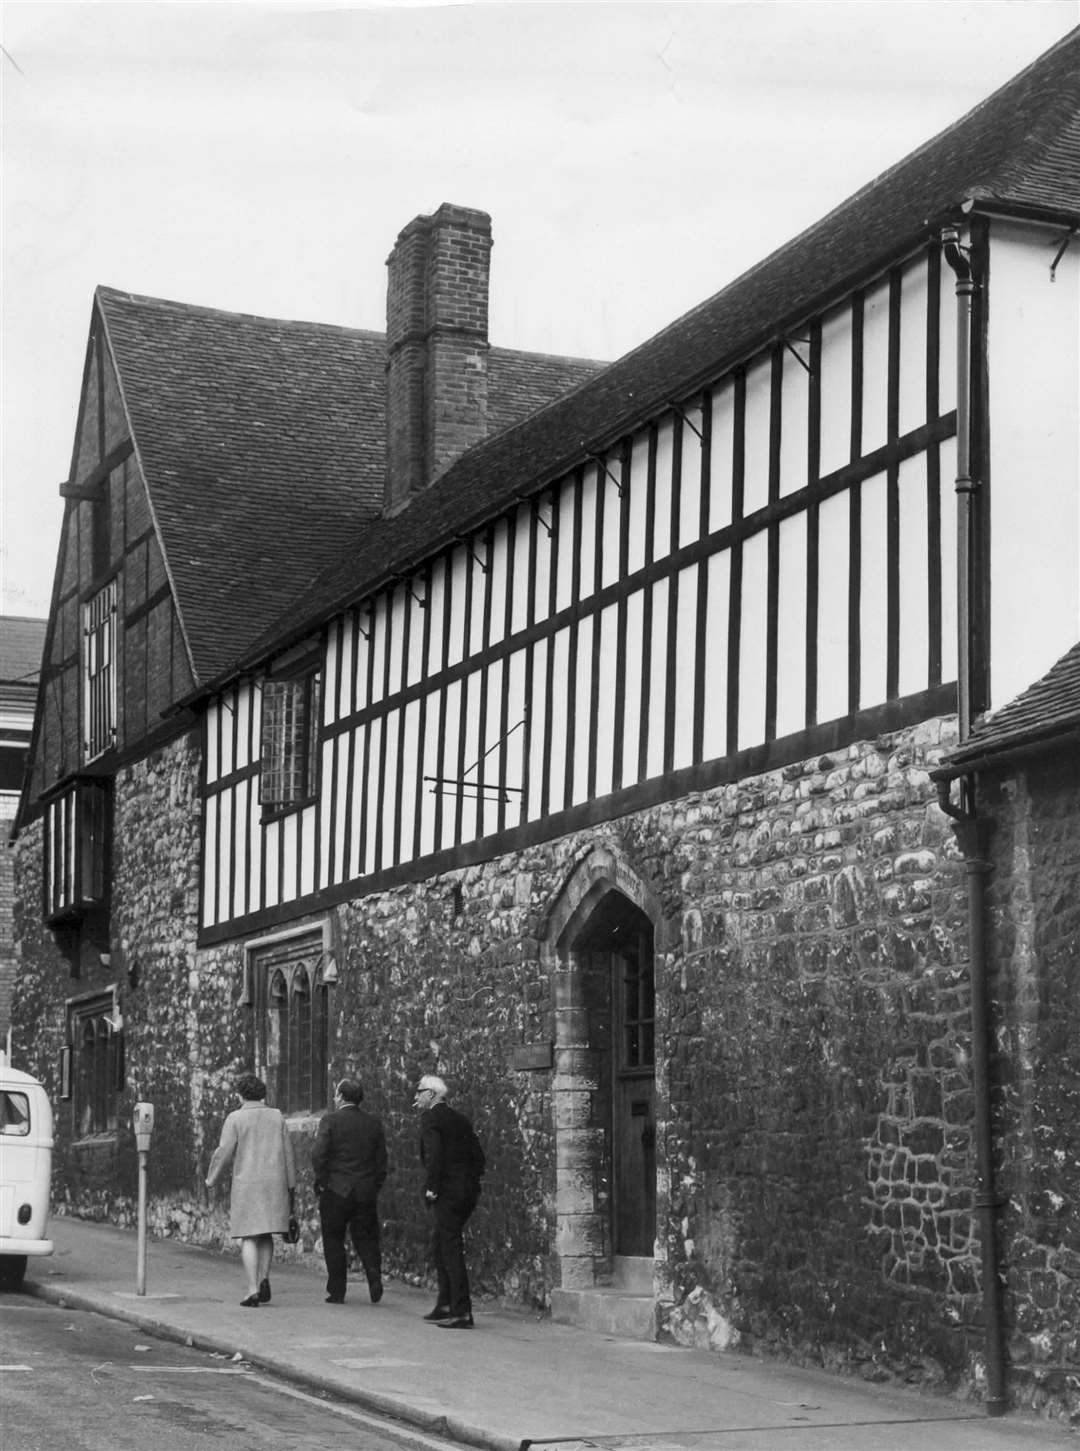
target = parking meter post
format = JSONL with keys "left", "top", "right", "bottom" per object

{"left": 132, "top": 1103, "right": 154, "bottom": 1296}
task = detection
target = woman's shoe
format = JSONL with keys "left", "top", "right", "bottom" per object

{"left": 258, "top": 1278, "right": 271, "bottom": 1303}
{"left": 240, "top": 1293, "right": 260, "bottom": 1308}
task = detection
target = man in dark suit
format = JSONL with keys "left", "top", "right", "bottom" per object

{"left": 312, "top": 1078, "right": 387, "bottom": 1305}
{"left": 414, "top": 1074, "right": 485, "bottom": 1330}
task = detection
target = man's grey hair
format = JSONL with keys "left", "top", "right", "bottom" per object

{"left": 416, "top": 1074, "right": 448, "bottom": 1100}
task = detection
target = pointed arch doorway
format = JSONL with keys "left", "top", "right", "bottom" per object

{"left": 543, "top": 847, "right": 664, "bottom": 1300}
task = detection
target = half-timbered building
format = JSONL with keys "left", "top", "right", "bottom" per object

{"left": 12, "top": 32, "right": 1080, "bottom": 1418}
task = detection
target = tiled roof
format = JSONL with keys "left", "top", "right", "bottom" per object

{"left": 0, "top": 615, "right": 47, "bottom": 697}
{"left": 98, "top": 291, "right": 603, "bottom": 685}
{"left": 944, "top": 641, "right": 1080, "bottom": 772}
{"left": 225, "top": 28, "right": 1080, "bottom": 684}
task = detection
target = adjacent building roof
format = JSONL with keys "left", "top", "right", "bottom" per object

{"left": 97, "top": 290, "right": 605, "bottom": 686}
{"left": 940, "top": 640, "right": 1080, "bottom": 775}
{"left": 223, "top": 26, "right": 1080, "bottom": 688}
{"left": 0, "top": 616, "right": 47, "bottom": 715}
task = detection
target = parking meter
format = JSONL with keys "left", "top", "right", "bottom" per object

{"left": 133, "top": 1102, "right": 155, "bottom": 1152}
{"left": 133, "top": 1103, "right": 154, "bottom": 1295}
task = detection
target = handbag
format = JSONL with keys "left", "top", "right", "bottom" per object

{"left": 283, "top": 1215, "right": 300, "bottom": 1244}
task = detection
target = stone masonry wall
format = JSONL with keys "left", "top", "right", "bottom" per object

{"left": 15, "top": 711, "right": 1039, "bottom": 1410}
{"left": 980, "top": 753, "right": 1080, "bottom": 1426}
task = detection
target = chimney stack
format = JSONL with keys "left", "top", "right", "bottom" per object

{"left": 385, "top": 203, "right": 493, "bottom": 514}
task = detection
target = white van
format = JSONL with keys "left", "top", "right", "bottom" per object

{"left": 0, "top": 1056, "right": 54, "bottom": 1288}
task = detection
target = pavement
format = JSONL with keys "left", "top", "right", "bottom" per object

{"left": 13, "top": 1216, "right": 1078, "bottom": 1451}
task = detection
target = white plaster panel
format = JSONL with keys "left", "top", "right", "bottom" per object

{"left": 645, "top": 578, "right": 669, "bottom": 780}
{"left": 299, "top": 804, "right": 315, "bottom": 899}
{"left": 678, "top": 406, "right": 704, "bottom": 549}
{"left": 399, "top": 698, "right": 420, "bottom": 864}
{"left": 504, "top": 650, "right": 526, "bottom": 828}
{"left": 601, "top": 458, "right": 622, "bottom": 588}
{"left": 817, "top": 490, "right": 850, "bottom": 723}
{"left": 776, "top": 511, "right": 808, "bottom": 738}
{"left": 477, "top": 657, "right": 503, "bottom": 840}
{"left": 533, "top": 491, "right": 554, "bottom": 622}
{"left": 702, "top": 550, "right": 730, "bottom": 761}
{"left": 861, "top": 278, "right": 891, "bottom": 455}
{"left": 547, "top": 628, "right": 570, "bottom": 813}
{"left": 510, "top": 505, "right": 532, "bottom": 636}
{"left": 708, "top": 382, "right": 735, "bottom": 534}
{"left": 818, "top": 303, "right": 853, "bottom": 479}
{"left": 555, "top": 480, "right": 576, "bottom": 613}
{"left": 318, "top": 738, "right": 334, "bottom": 890}
{"left": 672, "top": 564, "right": 697, "bottom": 770}
{"left": 424, "top": 558, "right": 447, "bottom": 679}
{"left": 526, "top": 636, "right": 550, "bottom": 823}
{"left": 279, "top": 807, "right": 298, "bottom": 906}
{"left": 487, "top": 520, "right": 509, "bottom": 648}
{"left": 779, "top": 347, "right": 810, "bottom": 498}
{"left": 336, "top": 615, "right": 355, "bottom": 715}
{"left": 578, "top": 465, "right": 598, "bottom": 603}
{"left": 627, "top": 431, "right": 650, "bottom": 574}
{"left": 364, "top": 714, "right": 384, "bottom": 868}
{"left": 264, "top": 815, "right": 280, "bottom": 911}
{"left": 652, "top": 420, "right": 675, "bottom": 562}
{"left": 737, "top": 530, "right": 767, "bottom": 749}
{"left": 742, "top": 357, "right": 772, "bottom": 517}
{"left": 987, "top": 221, "right": 1080, "bottom": 708}
{"left": 436, "top": 689, "right": 457, "bottom": 853}
{"left": 897, "top": 454, "right": 930, "bottom": 699}
{"left": 218, "top": 690, "right": 235, "bottom": 779}
{"left": 387, "top": 586, "right": 406, "bottom": 698}
{"left": 249, "top": 774, "right": 264, "bottom": 909}
{"left": 205, "top": 703, "right": 220, "bottom": 783}
{"left": 594, "top": 604, "right": 618, "bottom": 799}
{"left": 235, "top": 687, "right": 252, "bottom": 769}
{"left": 418, "top": 714, "right": 438, "bottom": 859}
{"left": 381, "top": 706, "right": 402, "bottom": 869}
{"left": 406, "top": 578, "right": 427, "bottom": 686}
{"left": 324, "top": 621, "right": 340, "bottom": 727}
{"left": 898, "top": 256, "right": 929, "bottom": 438}
{"left": 446, "top": 548, "right": 468, "bottom": 669}
{"left": 468, "top": 548, "right": 487, "bottom": 658}
{"left": 938, "top": 264, "right": 957, "bottom": 418}
{"left": 459, "top": 675, "right": 480, "bottom": 844}
{"left": 571, "top": 614, "right": 594, "bottom": 806}
{"left": 202, "top": 794, "right": 218, "bottom": 926}
{"left": 233, "top": 776, "right": 249, "bottom": 920}
{"left": 217, "top": 788, "right": 233, "bottom": 924}
{"left": 621, "top": 588, "right": 645, "bottom": 785}
{"left": 369, "top": 594, "right": 388, "bottom": 702}
{"left": 859, "top": 472, "right": 889, "bottom": 709}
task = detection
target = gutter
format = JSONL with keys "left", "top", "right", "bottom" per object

{"left": 938, "top": 224, "right": 1006, "bottom": 1417}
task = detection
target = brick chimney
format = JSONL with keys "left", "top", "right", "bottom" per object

{"left": 384, "top": 203, "right": 493, "bottom": 514}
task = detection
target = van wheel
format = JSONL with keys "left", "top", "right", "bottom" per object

{"left": 0, "top": 1256, "right": 27, "bottom": 1289}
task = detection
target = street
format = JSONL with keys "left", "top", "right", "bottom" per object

{"left": 0, "top": 1295, "right": 463, "bottom": 1451}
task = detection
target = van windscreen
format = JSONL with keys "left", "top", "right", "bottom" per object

{"left": 0, "top": 1091, "right": 30, "bottom": 1135}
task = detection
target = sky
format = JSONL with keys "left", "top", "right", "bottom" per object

{"left": 2, "top": 0, "right": 1078, "bottom": 620}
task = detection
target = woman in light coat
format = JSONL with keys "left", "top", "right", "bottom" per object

{"left": 206, "top": 1073, "right": 297, "bottom": 1307}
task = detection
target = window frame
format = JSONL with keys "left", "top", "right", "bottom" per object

{"left": 245, "top": 924, "right": 331, "bottom": 1116}
{"left": 65, "top": 988, "right": 124, "bottom": 1139}
{"left": 258, "top": 658, "right": 323, "bottom": 815}
{"left": 82, "top": 579, "right": 118, "bottom": 763}
{"left": 42, "top": 777, "right": 112, "bottom": 926}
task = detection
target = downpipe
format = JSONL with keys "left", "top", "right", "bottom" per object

{"left": 939, "top": 225, "right": 1007, "bottom": 1416}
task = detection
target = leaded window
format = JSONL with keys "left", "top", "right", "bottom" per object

{"left": 250, "top": 931, "right": 329, "bottom": 1114}
{"left": 83, "top": 580, "right": 117, "bottom": 762}
{"left": 259, "top": 669, "right": 322, "bottom": 810}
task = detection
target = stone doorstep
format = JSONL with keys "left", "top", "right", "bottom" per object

{"left": 550, "top": 1285, "right": 658, "bottom": 1341}
{"left": 613, "top": 1254, "right": 653, "bottom": 1295}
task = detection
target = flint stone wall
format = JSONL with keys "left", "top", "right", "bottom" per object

{"left": 16, "top": 713, "right": 1078, "bottom": 1419}
{"left": 979, "top": 751, "right": 1080, "bottom": 1426}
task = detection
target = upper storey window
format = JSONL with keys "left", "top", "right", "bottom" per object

{"left": 83, "top": 580, "right": 117, "bottom": 762}
{"left": 259, "top": 666, "right": 322, "bottom": 811}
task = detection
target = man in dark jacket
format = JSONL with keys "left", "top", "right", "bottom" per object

{"left": 312, "top": 1078, "right": 387, "bottom": 1305}
{"left": 414, "top": 1074, "right": 485, "bottom": 1329}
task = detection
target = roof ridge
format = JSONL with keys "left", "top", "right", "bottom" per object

{"left": 95, "top": 285, "right": 386, "bottom": 342}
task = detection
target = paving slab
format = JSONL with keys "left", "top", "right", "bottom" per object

{"left": 14, "top": 1217, "right": 1077, "bottom": 1451}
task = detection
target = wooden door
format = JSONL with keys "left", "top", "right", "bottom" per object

{"left": 612, "top": 930, "right": 656, "bottom": 1257}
